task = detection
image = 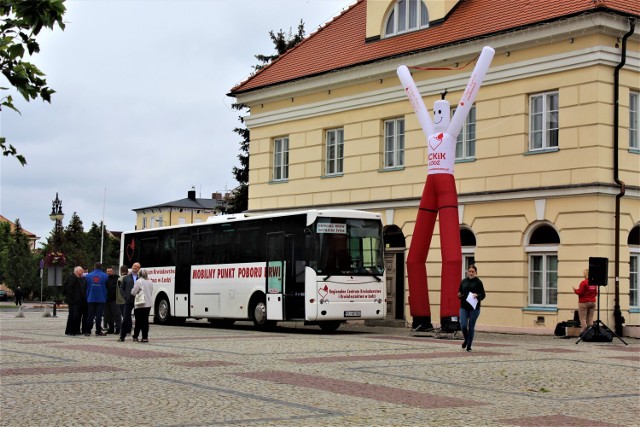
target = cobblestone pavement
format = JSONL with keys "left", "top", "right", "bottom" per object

{"left": 1, "top": 308, "right": 638, "bottom": 427}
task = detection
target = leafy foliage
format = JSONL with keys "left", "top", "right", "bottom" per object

{"left": 0, "top": 221, "right": 11, "bottom": 283}
{"left": 0, "top": 0, "right": 66, "bottom": 166}
{"left": 228, "top": 21, "right": 306, "bottom": 213}
{"left": 5, "top": 219, "right": 37, "bottom": 296}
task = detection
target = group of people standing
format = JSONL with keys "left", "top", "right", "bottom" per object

{"left": 63, "top": 262, "right": 154, "bottom": 342}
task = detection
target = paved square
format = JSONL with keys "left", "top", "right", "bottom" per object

{"left": 1, "top": 309, "right": 638, "bottom": 426}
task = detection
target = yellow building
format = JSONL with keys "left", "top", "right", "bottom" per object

{"left": 133, "top": 190, "right": 228, "bottom": 230}
{"left": 229, "top": 0, "right": 640, "bottom": 335}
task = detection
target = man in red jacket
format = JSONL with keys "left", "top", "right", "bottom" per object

{"left": 573, "top": 268, "right": 598, "bottom": 335}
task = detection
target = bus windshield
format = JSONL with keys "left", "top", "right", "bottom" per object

{"left": 312, "top": 217, "right": 384, "bottom": 277}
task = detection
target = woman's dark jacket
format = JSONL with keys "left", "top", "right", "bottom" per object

{"left": 458, "top": 277, "right": 486, "bottom": 310}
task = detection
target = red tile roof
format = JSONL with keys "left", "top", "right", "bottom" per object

{"left": 0, "top": 215, "right": 38, "bottom": 239}
{"left": 230, "top": 0, "right": 639, "bottom": 95}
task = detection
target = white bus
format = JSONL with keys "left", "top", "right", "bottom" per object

{"left": 119, "top": 209, "right": 386, "bottom": 331}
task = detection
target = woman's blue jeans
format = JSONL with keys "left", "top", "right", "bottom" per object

{"left": 459, "top": 307, "right": 481, "bottom": 347}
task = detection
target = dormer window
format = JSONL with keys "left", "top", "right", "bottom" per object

{"left": 384, "top": 0, "right": 429, "bottom": 37}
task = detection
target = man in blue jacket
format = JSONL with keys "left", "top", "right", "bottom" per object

{"left": 84, "top": 262, "right": 108, "bottom": 336}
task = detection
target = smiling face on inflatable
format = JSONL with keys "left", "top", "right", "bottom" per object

{"left": 433, "top": 99, "right": 450, "bottom": 133}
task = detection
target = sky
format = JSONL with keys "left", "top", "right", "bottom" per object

{"left": 0, "top": 0, "right": 355, "bottom": 246}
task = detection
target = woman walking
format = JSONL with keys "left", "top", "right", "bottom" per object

{"left": 131, "top": 268, "right": 153, "bottom": 343}
{"left": 458, "top": 264, "right": 486, "bottom": 352}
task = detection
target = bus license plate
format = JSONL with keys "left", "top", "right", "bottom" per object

{"left": 344, "top": 310, "right": 361, "bottom": 317}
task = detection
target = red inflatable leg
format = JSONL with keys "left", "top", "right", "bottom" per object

{"left": 407, "top": 176, "right": 438, "bottom": 321}
{"left": 407, "top": 208, "right": 436, "bottom": 318}
{"left": 439, "top": 206, "right": 462, "bottom": 319}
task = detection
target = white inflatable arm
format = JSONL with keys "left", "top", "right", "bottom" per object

{"left": 448, "top": 46, "right": 495, "bottom": 139}
{"left": 397, "top": 65, "right": 435, "bottom": 139}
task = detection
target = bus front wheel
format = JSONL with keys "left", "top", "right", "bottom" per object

{"left": 154, "top": 296, "right": 170, "bottom": 325}
{"left": 251, "top": 298, "right": 275, "bottom": 330}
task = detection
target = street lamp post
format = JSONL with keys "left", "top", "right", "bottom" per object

{"left": 49, "top": 192, "right": 64, "bottom": 241}
{"left": 48, "top": 193, "right": 64, "bottom": 316}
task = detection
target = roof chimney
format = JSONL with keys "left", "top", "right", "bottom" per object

{"left": 188, "top": 190, "right": 196, "bottom": 200}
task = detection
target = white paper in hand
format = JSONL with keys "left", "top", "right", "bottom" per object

{"left": 466, "top": 293, "right": 478, "bottom": 309}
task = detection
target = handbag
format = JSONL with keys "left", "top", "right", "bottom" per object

{"left": 134, "top": 286, "right": 146, "bottom": 307}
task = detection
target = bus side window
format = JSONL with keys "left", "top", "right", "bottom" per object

{"left": 192, "top": 231, "right": 213, "bottom": 265}
{"left": 214, "top": 227, "right": 234, "bottom": 264}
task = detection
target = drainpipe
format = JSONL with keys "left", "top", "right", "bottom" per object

{"left": 612, "top": 18, "right": 635, "bottom": 336}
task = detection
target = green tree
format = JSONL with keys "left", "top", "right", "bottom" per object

{"left": 83, "top": 221, "right": 118, "bottom": 267}
{"left": 0, "top": 220, "right": 11, "bottom": 283}
{"left": 228, "top": 21, "right": 306, "bottom": 213}
{"left": 6, "top": 219, "right": 37, "bottom": 298}
{"left": 0, "top": 0, "right": 66, "bottom": 165}
{"left": 253, "top": 21, "right": 305, "bottom": 72}
{"left": 62, "top": 212, "right": 88, "bottom": 270}
{"left": 85, "top": 222, "right": 103, "bottom": 265}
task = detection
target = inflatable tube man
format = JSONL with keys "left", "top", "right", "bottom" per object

{"left": 397, "top": 46, "right": 495, "bottom": 331}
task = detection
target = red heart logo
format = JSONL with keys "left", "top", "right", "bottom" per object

{"left": 126, "top": 239, "right": 135, "bottom": 262}
{"left": 429, "top": 133, "right": 444, "bottom": 151}
{"left": 318, "top": 285, "right": 328, "bottom": 299}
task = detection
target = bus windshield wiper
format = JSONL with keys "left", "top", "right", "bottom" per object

{"left": 323, "top": 275, "right": 332, "bottom": 281}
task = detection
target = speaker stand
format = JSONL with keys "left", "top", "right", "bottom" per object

{"left": 575, "top": 286, "right": 627, "bottom": 345}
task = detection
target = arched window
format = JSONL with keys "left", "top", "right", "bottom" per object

{"left": 629, "top": 225, "right": 640, "bottom": 308}
{"left": 525, "top": 223, "right": 560, "bottom": 307}
{"left": 384, "top": 0, "right": 429, "bottom": 37}
{"left": 460, "top": 227, "right": 476, "bottom": 279}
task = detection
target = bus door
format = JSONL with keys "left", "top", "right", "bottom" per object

{"left": 266, "top": 232, "right": 294, "bottom": 321}
{"left": 174, "top": 239, "right": 191, "bottom": 317}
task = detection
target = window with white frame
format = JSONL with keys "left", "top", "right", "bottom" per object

{"left": 455, "top": 105, "right": 476, "bottom": 160}
{"left": 460, "top": 227, "right": 476, "bottom": 279}
{"left": 630, "top": 91, "right": 639, "bottom": 149}
{"left": 384, "top": 0, "right": 429, "bottom": 37}
{"left": 142, "top": 217, "right": 147, "bottom": 229}
{"left": 326, "top": 128, "right": 344, "bottom": 176}
{"left": 529, "top": 91, "right": 559, "bottom": 151}
{"left": 384, "top": 118, "right": 404, "bottom": 169}
{"left": 529, "top": 253, "right": 558, "bottom": 306}
{"left": 526, "top": 224, "right": 560, "bottom": 307}
{"left": 631, "top": 252, "right": 639, "bottom": 308}
{"left": 629, "top": 225, "right": 640, "bottom": 308}
{"left": 273, "top": 137, "right": 289, "bottom": 181}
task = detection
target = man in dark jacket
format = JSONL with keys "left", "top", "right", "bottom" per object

{"left": 118, "top": 262, "right": 140, "bottom": 342}
{"left": 63, "top": 266, "right": 85, "bottom": 335}
{"left": 103, "top": 267, "right": 122, "bottom": 334}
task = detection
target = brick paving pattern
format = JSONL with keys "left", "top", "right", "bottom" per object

{"left": 1, "top": 308, "right": 638, "bottom": 426}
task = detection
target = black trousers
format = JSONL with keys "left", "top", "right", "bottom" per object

{"left": 133, "top": 307, "right": 151, "bottom": 339}
{"left": 119, "top": 303, "right": 134, "bottom": 339}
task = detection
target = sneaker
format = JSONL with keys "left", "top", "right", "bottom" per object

{"left": 118, "top": 337, "right": 125, "bottom": 342}
{"left": 141, "top": 339, "right": 148, "bottom": 343}
{"left": 84, "top": 333, "right": 91, "bottom": 337}
{"left": 96, "top": 332, "right": 106, "bottom": 336}
{"left": 462, "top": 341, "right": 468, "bottom": 349}
{"left": 132, "top": 337, "right": 139, "bottom": 342}
{"left": 466, "top": 347, "right": 472, "bottom": 352}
